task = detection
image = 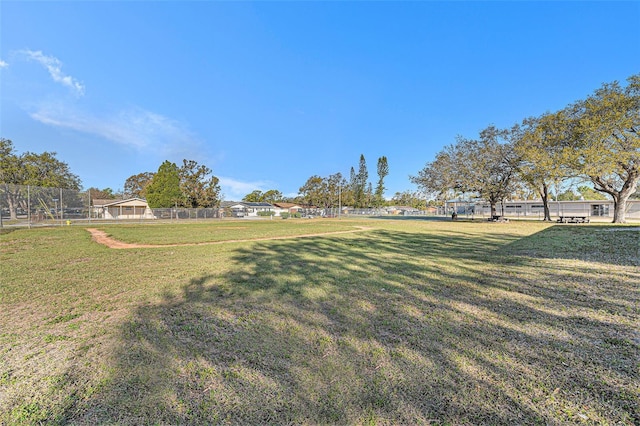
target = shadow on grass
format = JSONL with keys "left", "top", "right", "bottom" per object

{"left": 67, "top": 228, "right": 639, "bottom": 424}
{"left": 499, "top": 224, "right": 640, "bottom": 267}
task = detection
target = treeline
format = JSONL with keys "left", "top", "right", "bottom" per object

{"left": 1, "top": 136, "right": 401, "bottom": 214}
{"left": 0, "top": 137, "right": 223, "bottom": 211}
{"left": 411, "top": 74, "right": 639, "bottom": 223}
{"left": 87, "top": 160, "right": 222, "bottom": 209}
{"left": 241, "top": 187, "right": 428, "bottom": 210}
{"left": 122, "top": 160, "right": 221, "bottom": 208}
{"left": 113, "top": 155, "right": 391, "bottom": 209}
{"left": 295, "top": 155, "right": 389, "bottom": 209}
{"left": 237, "top": 154, "right": 392, "bottom": 209}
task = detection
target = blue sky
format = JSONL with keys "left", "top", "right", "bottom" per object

{"left": 1, "top": 1, "right": 638, "bottom": 200}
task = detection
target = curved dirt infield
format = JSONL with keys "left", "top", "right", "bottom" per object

{"left": 86, "top": 226, "right": 372, "bottom": 249}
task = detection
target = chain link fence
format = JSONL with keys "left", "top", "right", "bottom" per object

{"left": 0, "top": 183, "right": 439, "bottom": 228}
{"left": 0, "top": 183, "right": 227, "bottom": 228}
{"left": 0, "top": 183, "right": 89, "bottom": 227}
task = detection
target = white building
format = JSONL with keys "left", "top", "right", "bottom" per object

{"left": 92, "top": 198, "right": 156, "bottom": 220}
{"left": 220, "top": 201, "right": 275, "bottom": 217}
{"left": 447, "top": 199, "right": 640, "bottom": 221}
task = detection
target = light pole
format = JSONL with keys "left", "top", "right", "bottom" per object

{"left": 53, "top": 198, "right": 59, "bottom": 221}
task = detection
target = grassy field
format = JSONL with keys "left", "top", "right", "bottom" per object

{"left": 0, "top": 218, "right": 638, "bottom": 425}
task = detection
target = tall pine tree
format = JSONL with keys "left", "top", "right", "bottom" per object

{"left": 374, "top": 156, "right": 389, "bottom": 207}
{"left": 354, "top": 154, "right": 368, "bottom": 208}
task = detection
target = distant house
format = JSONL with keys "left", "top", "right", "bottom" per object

{"left": 220, "top": 201, "right": 275, "bottom": 217}
{"left": 272, "top": 202, "right": 302, "bottom": 216}
{"left": 92, "top": 198, "right": 155, "bottom": 220}
{"left": 387, "top": 206, "right": 423, "bottom": 215}
{"left": 220, "top": 201, "right": 247, "bottom": 217}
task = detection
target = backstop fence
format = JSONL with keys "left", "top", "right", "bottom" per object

{"left": 0, "top": 183, "right": 229, "bottom": 228}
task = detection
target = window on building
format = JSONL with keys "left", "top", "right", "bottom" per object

{"left": 591, "top": 204, "right": 609, "bottom": 216}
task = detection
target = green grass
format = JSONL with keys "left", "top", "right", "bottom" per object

{"left": 1, "top": 218, "right": 638, "bottom": 425}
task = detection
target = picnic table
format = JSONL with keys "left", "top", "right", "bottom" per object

{"left": 488, "top": 215, "right": 509, "bottom": 222}
{"left": 557, "top": 216, "right": 590, "bottom": 223}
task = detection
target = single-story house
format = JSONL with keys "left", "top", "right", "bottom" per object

{"left": 386, "top": 205, "right": 424, "bottom": 215}
{"left": 92, "top": 198, "right": 156, "bottom": 220}
{"left": 220, "top": 201, "right": 275, "bottom": 217}
{"left": 272, "top": 202, "right": 303, "bottom": 216}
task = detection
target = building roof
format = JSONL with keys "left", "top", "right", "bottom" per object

{"left": 92, "top": 198, "right": 117, "bottom": 207}
{"left": 241, "top": 202, "right": 274, "bottom": 208}
{"left": 220, "top": 201, "right": 241, "bottom": 208}
{"left": 272, "top": 202, "right": 301, "bottom": 209}
{"left": 388, "top": 205, "right": 418, "bottom": 210}
{"left": 220, "top": 201, "right": 274, "bottom": 208}
{"left": 93, "top": 198, "right": 149, "bottom": 207}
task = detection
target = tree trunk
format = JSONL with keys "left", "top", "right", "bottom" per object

{"left": 540, "top": 183, "right": 551, "bottom": 221}
{"left": 611, "top": 189, "right": 635, "bottom": 223}
{"left": 7, "top": 197, "right": 17, "bottom": 220}
{"left": 612, "top": 196, "right": 624, "bottom": 223}
{"left": 5, "top": 188, "right": 20, "bottom": 220}
{"left": 592, "top": 173, "right": 638, "bottom": 224}
{"left": 490, "top": 202, "right": 497, "bottom": 217}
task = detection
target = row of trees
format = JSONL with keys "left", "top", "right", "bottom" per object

{"left": 83, "top": 161, "right": 222, "bottom": 209}
{"left": 0, "top": 139, "right": 223, "bottom": 215}
{"left": 1, "top": 139, "right": 393, "bottom": 214}
{"left": 411, "top": 74, "right": 639, "bottom": 223}
{"left": 242, "top": 189, "right": 285, "bottom": 203}
{"left": 296, "top": 154, "right": 389, "bottom": 208}
{"left": 122, "top": 160, "right": 221, "bottom": 208}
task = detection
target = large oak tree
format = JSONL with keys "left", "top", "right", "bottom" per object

{"left": 124, "top": 172, "right": 155, "bottom": 199}
{"left": 179, "top": 159, "right": 221, "bottom": 208}
{"left": 566, "top": 74, "right": 640, "bottom": 223}
{"left": 513, "top": 112, "right": 574, "bottom": 221}
{"left": 411, "top": 126, "right": 519, "bottom": 216}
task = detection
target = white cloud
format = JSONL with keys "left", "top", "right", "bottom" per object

{"left": 0, "top": 59, "right": 8, "bottom": 68}
{"left": 218, "top": 176, "right": 272, "bottom": 201}
{"left": 21, "top": 50, "right": 84, "bottom": 96}
{"left": 29, "top": 102, "right": 201, "bottom": 157}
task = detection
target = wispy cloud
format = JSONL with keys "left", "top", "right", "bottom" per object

{"left": 30, "top": 102, "right": 202, "bottom": 157}
{"left": 218, "top": 176, "right": 273, "bottom": 201}
{"left": 0, "top": 59, "right": 8, "bottom": 69}
{"left": 21, "top": 50, "right": 84, "bottom": 96}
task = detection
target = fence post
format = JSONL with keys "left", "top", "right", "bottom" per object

{"left": 27, "top": 185, "right": 31, "bottom": 228}
{"left": 60, "top": 188, "right": 63, "bottom": 226}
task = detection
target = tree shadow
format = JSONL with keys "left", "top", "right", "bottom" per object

{"left": 499, "top": 224, "right": 640, "bottom": 266}
{"left": 65, "top": 228, "right": 639, "bottom": 424}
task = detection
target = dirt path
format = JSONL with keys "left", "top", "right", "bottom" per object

{"left": 86, "top": 226, "right": 372, "bottom": 249}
